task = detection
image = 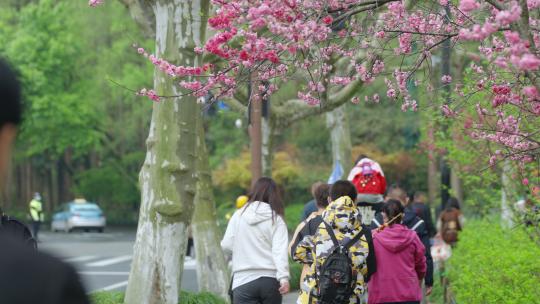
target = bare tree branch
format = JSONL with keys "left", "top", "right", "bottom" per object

{"left": 223, "top": 97, "right": 248, "bottom": 115}
{"left": 274, "top": 79, "right": 363, "bottom": 128}
{"left": 485, "top": 0, "right": 504, "bottom": 11}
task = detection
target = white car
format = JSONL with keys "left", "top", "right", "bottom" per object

{"left": 51, "top": 199, "right": 106, "bottom": 233}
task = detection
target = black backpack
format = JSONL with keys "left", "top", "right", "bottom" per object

{"left": 0, "top": 213, "right": 36, "bottom": 249}
{"left": 316, "top": 222, "right": 364, "bottom": 304}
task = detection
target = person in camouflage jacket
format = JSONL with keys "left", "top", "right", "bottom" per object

{"left": 293, "top": 194, "right": 371, "bottom": 304}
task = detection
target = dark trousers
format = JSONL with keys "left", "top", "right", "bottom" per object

{"left": 31, "top": 221, "right": 41, "bottom": 240}
{"left": 232, "top": 277, "right": 282, "bottom": 304}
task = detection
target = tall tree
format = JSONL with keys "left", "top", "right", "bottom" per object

{"left": 192, "top": 106, "right": 229, "bottom": 298}
{"left": 120, "top": 1, "right": 210, "bottom": 303}
{"left": 326, "top": 105, "right": 353, "bottom": 176}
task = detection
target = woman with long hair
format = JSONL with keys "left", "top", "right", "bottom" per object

{"left": 368, "top": 199, "right": 426, "bottom": 304}
{"left": 437, "top": 197, "right": 464, "bottom": 245}
{"left": 221, "top": 177, "right": 290, "bottom": 304}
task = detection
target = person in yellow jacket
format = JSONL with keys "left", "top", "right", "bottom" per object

{"left": 293, "top": 181, "right": 374, "bottom": 304}
{"left": 29, "top": 192, "right": 44, "bottom": 240}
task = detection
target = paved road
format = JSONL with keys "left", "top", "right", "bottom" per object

{"left": 38, "top": 227, "right": 297, "bottom": 303}
{"left": 37, "top": 228, "right": 197, "bottom": 294}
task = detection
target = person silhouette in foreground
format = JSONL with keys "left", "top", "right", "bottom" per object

{"left": 0, "top": 58, "right": 90, "bottom": 304}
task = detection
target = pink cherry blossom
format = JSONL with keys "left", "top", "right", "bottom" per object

{"left": 459, "top": 0, "right": 480, "bottom": 13}
{"left": 441, "top": 104, "right": 456, "bottom": 117}
{"left": 137, "top": 88, "right": 160, "bottom": 102}
{"left": 88, "top": 0, "right": 540, "bottom": 167}
{"left": 517, "top": 54, "right": 540, "bottom": 71}
{"left": 441, "top": 75, "right": 452, "bottom": 84}
{"left": 495, "top": 2, "right": 522, "bottom": 26}
{"left": 88, "top": 0, "right": 103, "bottom": 7}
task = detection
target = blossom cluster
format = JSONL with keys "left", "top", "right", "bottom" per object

{"left": 92, "top": 0, "right": 540, "bottom": 173}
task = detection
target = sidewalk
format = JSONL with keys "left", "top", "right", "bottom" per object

{"left": 283, "top": 292, "right": 298, "bottom": 304}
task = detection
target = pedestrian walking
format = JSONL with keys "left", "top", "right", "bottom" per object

{"left": 347, "top": 155, "right": 387, "bottom": 226}
{"left": 294, "top": 180, "right": 375, "bottom": 304}
{"left": 289, "top": 183, "right": 330, "bottom": 284}
{"left": 368, "top": 199, "right": 426, "bottom": 304}
{"left": 437, "top": 197, "right": 464, "bottom": 246}
{"left": 372, "top": 185, "right": 434, "bottom": 296}
{"left": 29, "top": 192, "right": 44, "bottom": 240}
{"left": 301, "top": 182, "right": 323, "bottom": 221}
{"left": 221, "top": 177, "right": 290, "bottom": 304}
{"left": 410, "top": 192, "right": 436, "bottom": 238}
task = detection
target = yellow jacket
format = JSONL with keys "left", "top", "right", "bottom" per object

{"left": 29, "top": 199, "right": 44, "bottom": 222}
{"left": 293, "top": 196, "right": 370, "bottom": 304}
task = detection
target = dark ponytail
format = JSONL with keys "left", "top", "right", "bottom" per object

{"left": 382, "top": 199, "right": 404, "bottom": 226}
{"left": 247, "top": 177, "right": 284, "bottom": 217}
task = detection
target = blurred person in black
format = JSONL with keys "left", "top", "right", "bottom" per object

{"left": 0, "top": 58, "right": 89, "bottom": 304}
{"left": 410, "top": 191, "right": 436, "bottom": 238}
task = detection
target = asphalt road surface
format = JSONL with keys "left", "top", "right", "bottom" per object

{"left": 37, "top": 227, "right": 198, "bottom": 294}
{"left": 38, "top": 227, "right": 298, "bottom": 303}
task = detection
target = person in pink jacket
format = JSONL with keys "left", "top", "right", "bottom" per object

{"left": 368, "top": 199, "right": 427, "bottom": 304}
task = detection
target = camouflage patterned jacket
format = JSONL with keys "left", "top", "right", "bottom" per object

{"left": 293, "top": 196, "right": 370, "bottom": 304}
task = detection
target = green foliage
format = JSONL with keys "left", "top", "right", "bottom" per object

{"left": 206, "top": 110, "right": 249, "bottom": 170}
{"left": 289, "top": 260, "right": 303, "bottom": 291}
{"left": 90, "top": 292, "right": 124, "bottom": 304}
{"left": 90, "top": 291, "right": 226, "bottom": 304}
{"left": 72, "top": 155, "right": 142, "bottom": 224}
{"left": 1, "top": 0, "right": 102, "bottom": 157}
{"left": 426, "top": 272, "right": 444, "bottom": 304}
{"left": 0, "top": 0, "right": 152, "bottom": 212}
{"left": 347, "top": 98, "right": 421, "bottom": 154}
{"left": 179, "top": 291, "right": 227, "bottom": 304}
{"left": 284, "top": 115, "right": 331, "bottom": 164}
{"left": 285, "top": 203, "right": 305, "bottom": 231}
{"left": 448, "top": 219, "right": 540, "bottom": 303}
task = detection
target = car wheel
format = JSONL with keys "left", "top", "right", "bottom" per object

{"left": 97, "top": 228, "right": 104, "bottom": 233}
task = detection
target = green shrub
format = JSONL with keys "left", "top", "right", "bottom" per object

{"left": 285, "top": 203, "right": 305, "bottom": 231}
{"left": 179, "top": 291, "right": 227, "bottom": 304}
{"left": 90, "top": 291, "right": 226, "bottom": 304}
{"left": 448, "top": 219, "right": 540, "bottom": 304}
{"left": 289, "top": 260, "right": 303, "bottom": 291}
{"left": 90, "top": 292, "right": 124, "bottom": 304}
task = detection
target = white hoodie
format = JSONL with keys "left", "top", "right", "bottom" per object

{"left": 221, "top": 201, "right": 290, "bottom": 289}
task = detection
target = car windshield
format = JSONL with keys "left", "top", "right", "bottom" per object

{"left": 71, "top": 204, "right": 100, "bottom": 212}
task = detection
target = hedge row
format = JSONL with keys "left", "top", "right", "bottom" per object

{"left": 448, "top": 219, "right": 540, "bottom": 304}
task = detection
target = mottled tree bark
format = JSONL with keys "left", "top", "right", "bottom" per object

{"left": 124, "top": 1, "right": 209, "bottom": 303}
{"left": 261, "top": 116, "right": 273, "bottom": 177}
{"left": 191, "top": 106, "right": 229, "bottom": 299}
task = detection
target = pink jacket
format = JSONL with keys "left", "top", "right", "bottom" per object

{"left": 368, "top": 224, "right": 426, "bottom": 304}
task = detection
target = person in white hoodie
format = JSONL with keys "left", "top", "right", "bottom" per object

{"left": 221, "top": 177, "right": 290, "bottom": 304}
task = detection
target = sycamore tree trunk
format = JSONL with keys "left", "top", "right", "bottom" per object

{"left": 326, "top": 105, "right": 353, "bottom": 178}
{"left": 261, "top": 116, "right": 273, "bottom": 177}
{"left": 124, "top": 1, "right": 209, "bottom": 303}
{"left": 192, "top": 107, "right": 229, "bottom": 299}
